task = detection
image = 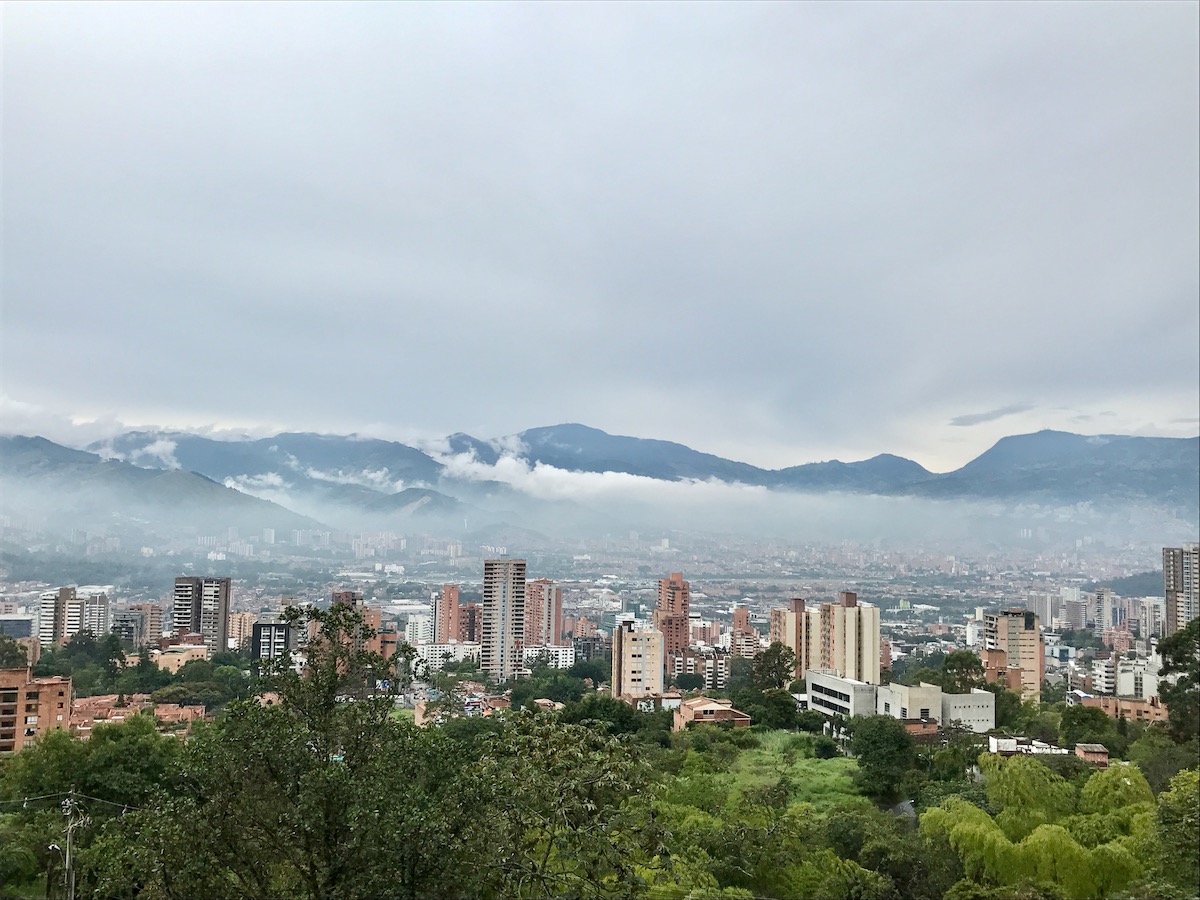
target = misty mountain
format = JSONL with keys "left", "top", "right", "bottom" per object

{"left": 772, "top": 453, "right": 934, "bottom": 492}
{"left": 13, "top": 425, "right": 1196, "bottom": 540}
{"left": 93, "top": 431, "right": 444, "bottom": 486}
{"left": 510, "top": 423, "right": 769, "bottom": 483}
{"left": 65, "top": 423, "right": 1200, "bottom": 511}
{"left": 0, "top": 435, "right": 326, "bottom": 540}
{"left": 903, "top": 431, "right": 1200, "bottom": 511}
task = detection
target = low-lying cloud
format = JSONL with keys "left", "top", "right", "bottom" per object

{"left": 949, "top": 403, "right": 1035, "bottom": 428}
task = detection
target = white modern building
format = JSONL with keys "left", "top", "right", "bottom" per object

{"left": 806, "top": 669, "right": 878, "bottom": 718}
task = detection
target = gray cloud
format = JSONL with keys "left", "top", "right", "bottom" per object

{"left": 2, "top": 3, "right": 1197, "bottom": 471}
{"left": 949, "top": 403, "right": 1037, "bottom": 428}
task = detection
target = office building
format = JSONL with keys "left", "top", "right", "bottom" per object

{"left": 524, "top": 578, "right": 563, "bottom": 648}
{"left": 1163, "top": 543, "right": 1199, "bottom": 636}
{"left": 807, "top": 669, "right": 878, "bottom": 718}
{"left": 653, "top": 572, "right": 690, "bottom": 656}
{"left": 612, "top": 619, "right": 664, "bottom": 699}
{"left": 435, "top": 585, "right": 461, "bottom": 643}
{"left": 481, "top": 559, "right": 525, "bottom": 682}
{"left": 984, "top": 608, "right": 1044, "bottom": 701}
{"left": 173, "top": 577, "right": 231, "bottom": 655}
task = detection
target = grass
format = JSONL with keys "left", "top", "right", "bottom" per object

{"left": 727, "top": 732, "right": 860, "bottom": 809}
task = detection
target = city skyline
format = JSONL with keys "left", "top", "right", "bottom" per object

{"left": 2, "top": 3, "right": 1197, "bottom": 472}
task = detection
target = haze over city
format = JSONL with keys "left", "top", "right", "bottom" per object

{"left": 3, "top": 2, "right": 1198, "bottom": 472}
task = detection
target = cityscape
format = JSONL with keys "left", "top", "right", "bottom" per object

{"left": 2, "top": 2, "right": 1198, "bottom": 898}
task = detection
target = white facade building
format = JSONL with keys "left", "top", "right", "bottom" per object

{"left": 413, "top": 640, "right": 481, "bottom": 675}
{"left": 523, "top": 645, "right": 576, "bottom": 669}
{"left": 806, "top": 669, "right": 878, "bottom": 718}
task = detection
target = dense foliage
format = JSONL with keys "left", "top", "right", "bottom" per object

{"left": 1, "top": 608, "right": 1196, "bottom": 900}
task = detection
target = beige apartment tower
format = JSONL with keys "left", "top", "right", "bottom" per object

{"left": 769, "top": 598, "right": 809, "bottom": 678}
{"left": 984, "top": 608, "right": 1043, "bottom": 701}
{"left": 768, "top": 592, "right": 881, "bottom": 684}
{"left": 810, "top": 592, "right": 881, "bottom": 685}
{"left": 612, "top": 619, "right": 664, "bottom": 699}
{"left": 482, "top": 559, "right": 526, "bottom": 682}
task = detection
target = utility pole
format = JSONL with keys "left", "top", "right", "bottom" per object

{"left": 60, "top": 791, "right": 88, "bottom": 900}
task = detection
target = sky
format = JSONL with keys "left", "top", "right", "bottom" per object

{"left": 3, "top": 2, "right": 1198, "bottom": 473}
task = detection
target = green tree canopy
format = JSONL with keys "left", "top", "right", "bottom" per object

{"left": 850, "top": 715, "right": 916, "bottom": 803}
{"left": 751, "top": 642, "right": 796, "bottom": 691}
{"left": 1157, "top": 618, "right": 1199, "bottom": 741}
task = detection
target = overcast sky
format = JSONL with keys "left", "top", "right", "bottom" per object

{"left": 3, "top": 2, "right": 1197, "bottom": 472}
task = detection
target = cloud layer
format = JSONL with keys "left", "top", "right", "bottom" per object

{"left": 3, "top": 4, "right": 1197, "bottom": 471}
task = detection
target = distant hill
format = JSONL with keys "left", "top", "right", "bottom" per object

{"left": 7, "top": 423, "right": 1197, "bottom": 533}
{"left": 1084, "top": 570, "right": 1164, "bottom": 597}
{"left": 0, "top": 435, "right": 325, "bottom": 540}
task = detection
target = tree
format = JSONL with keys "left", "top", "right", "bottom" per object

{"left": 850, "top": 715, "right": 916, "bottom": 803}
{"left": 1154, "top": 768, "right": 1199, "bottom": 892}
{"left": 1157, "top": 617, "right": 1199, "bottom": 741}
{"left": 86, "top": 603, "right": 489, "bottom": 900}
{"left": 942, "top": 651, "right": 986, "bottom": 694}
{"left": 984, "top": 683, "right": 1024, "bottom": 730}
{"left": 675, "top": 673, "right": 706, "bottom": 691}
{"left": 0, "top": 633, "right": 28, "bottom": 668}
{"left": 751, "top": 642, "right": 796, "bottom": 691}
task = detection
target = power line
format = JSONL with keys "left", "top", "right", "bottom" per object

{"left": 0, "top": 789, "right": 141, "bottom": 812}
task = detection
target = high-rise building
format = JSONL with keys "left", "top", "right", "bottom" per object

{"left": 481, "top": 559, "right": 525, "bottom": 682}
{"left": 768, "top": 593, "right": 881, "bottom": 684}
{"left": 809, "top": 592, "right": 881, "bottom": 685}
{"left": 769, "top": 598, "right": 809, "bottom": 679}
{"left": 251, "top": 621, "right": 297, "bottom": 662}
{"left": 524, "top": 578, "right": 563, "bottom": 648}
{"left": 227, "top": 611, "right": 258, "bottom": 650}
{"left": 653, "top": 572, "right": 690, "bottom": 656}
{"left": 984, "top": 608, "right": 1044, "bottom": 701}
{"left": 1163, "top": 543, "right": 1199, "bottom": 636}
{"left": 173, "top": 577, "right": 231, "bottom": 655}
{"left": 435, "top": 585, "right": 461, "bottom": 643}
{"left": 130, "top": 603, "right": 164, "bottom": 645}
{"left": 405, "top": 615, "right": 434, "bottom": 645}
{"left": 458, "top": 602, "right": 482, "bottom": 644}
{"left": 38, "top": 588, "right": 75, "bottom": 646}
{"left": 83, "top": 594, "right": 109, "bottom": 637}
{"left": 111, "top": 610, "right": 146, "bottom": 648}
{"left": 612, "top": 619, "right": 664, "bottom": 699}
{"left": 36, "top": 588, "right": 106, "bottom": 646}
{"left": 729, "top": 607, "right": 761, "bottom": 659}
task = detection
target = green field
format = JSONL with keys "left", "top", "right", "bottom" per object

{"left": 727, "top": 731, "right": 860, "bottom": 808}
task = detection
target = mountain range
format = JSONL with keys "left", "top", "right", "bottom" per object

{"left": 0, "top": 425, "right": 1196, "bottom": 542}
